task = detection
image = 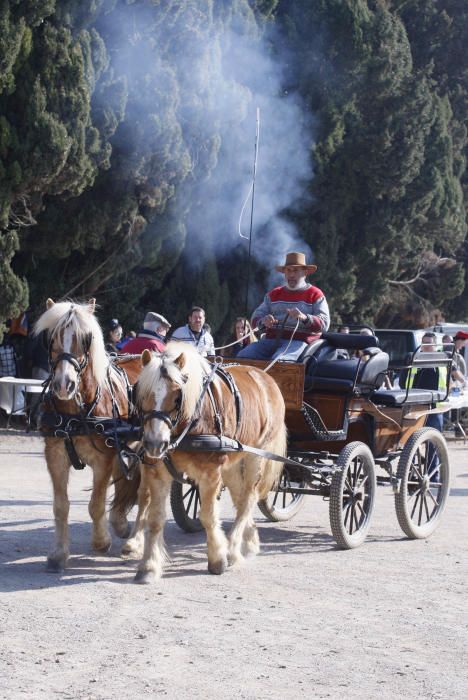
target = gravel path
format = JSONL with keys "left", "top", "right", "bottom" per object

{"left": 1, "top": 430, "right": 467, "bottom": 699}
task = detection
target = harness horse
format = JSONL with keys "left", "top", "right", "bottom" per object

{"left": 118, "top": 342, "right": 287, "bottom": 583}
{"left": 35, "top": 299, "right": 141, "bottom": 572}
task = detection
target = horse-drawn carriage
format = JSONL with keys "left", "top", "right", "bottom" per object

{"left": 35, "top": 300, "right": 453, "bottom": 582}
{"left": 171, "top": 330, "right": 452, "bottom": 549}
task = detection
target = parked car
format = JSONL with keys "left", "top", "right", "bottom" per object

{"left": 373, "top": 329, "right": 444, "bottom": 369}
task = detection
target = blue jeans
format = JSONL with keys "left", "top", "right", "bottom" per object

{"left": 237, "top": 338, "right": 307, "bottom": 362}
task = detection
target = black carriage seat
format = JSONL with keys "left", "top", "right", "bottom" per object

{"left": 298, "top": 331, "right": 380, "bottom": 365}
{"left": 304, "top": 345, "right": 389, "bottom": 395}
{"left": 371, "top": 388, "right": 447, "bottom": 406}
{"left": 371, "top": 350, "right": 451, "bottom": 406}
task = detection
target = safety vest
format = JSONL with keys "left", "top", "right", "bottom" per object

{"left": 404, "top": 364, "right": 447, "bottom": 405}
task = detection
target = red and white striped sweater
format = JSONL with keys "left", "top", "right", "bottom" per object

{"left": 252, "top": 285, "right": 330, "bottom": 343}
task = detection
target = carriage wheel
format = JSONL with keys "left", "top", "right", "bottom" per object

{"left": 329, "top": 442, "right": 376, "bottom": 549}
{"left": 394, "top": 428, "right": 450, "bottom": 539}
{"left": 257, "top": 466, "right": 306, "bottom": 522}
{"left": 170, "top": 480, "right": 204, "bottom": 533}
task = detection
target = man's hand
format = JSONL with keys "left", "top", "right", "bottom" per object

{"left": 261, "top": 314, "right": 277, "bottom": 329}
{"left": 287, "top": 307, "right": 307, "bottom": 323}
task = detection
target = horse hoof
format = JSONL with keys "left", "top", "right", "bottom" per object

{"left": 46, "top": 557, "right": 66, "bottom": 573}
{"left": 93, "top": 539, "right": 112, "bottom": 553}
{"left": 134, "top": 569, "right": 156, "bottom": 585}
{"left": 208, "top": 558, "right": 228, "bottom": 575}
{"left": 227, "top": 550, "right": 245, "bottom": 568}
{"left": 111, "top": 521, "right": 131, "bottom": 539}
{"left": 121, "top": 542, "right": 142, "bottom": 559}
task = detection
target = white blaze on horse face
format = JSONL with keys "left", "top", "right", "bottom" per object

{"left": 54, "top": 324, "right": 79, "bottom": 400}
{"left": 144, "top": 378, "right": 172, "bottom": 456}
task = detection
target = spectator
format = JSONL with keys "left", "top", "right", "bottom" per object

{"left": 338, "top": 325, "right": 350, "bottom": 334}
{"left": 171, "top": 307, "right": 215, "bottom": 357}
{"left": 451, "top": 331, "right": 468, "bottom": 387}
{"left": 105, "top": 319, "right": 123, "bottom": 354}
{"left": 117, "top": 330, "right": 136, "bottom": 350}
{"left": 442, "top": 334, "right": 454, "bottom": 354}
{"left": 24, "top": 330, "right": 49, "bottom": 380}
{"left": 404, "top": 332, "right": 446, "bottom": 432}
{"left": 121, "top": 312, "right": 171, "bottom": 354}
{"left": 0, "top": 339, "right": 18, "bottom": 377}
{"left": 222, "top": 317, "right": 257, "bottom": 358}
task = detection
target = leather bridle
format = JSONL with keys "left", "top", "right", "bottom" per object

{"left": 48, "top": 330, "right": 92, "bottom": 385}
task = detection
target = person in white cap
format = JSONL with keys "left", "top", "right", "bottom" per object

{"left": 237, "top": 251, "right": 329, "bottom": 361}
{"left": 171, "top": 306, "right": 215, "bottom": 357}
{"left": 120, "top": 312, "right": 171, "bottom": 353}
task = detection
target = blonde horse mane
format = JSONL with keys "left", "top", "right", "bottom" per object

{"left": 34, "top": 301, "right": 109, "bottom": 388}
{"left": 138, "top": 341, "right": 210, "bottom": 422}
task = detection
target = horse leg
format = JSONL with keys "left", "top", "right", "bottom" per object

{"left": 122, "top": 481, "right": 150, "bottom": 559}
{"left": 227, "top": 455, "right": 263, "bottom": 566}
{"left": 109, "top": 462, "right": 131, "bottom": 539}
{"left": 134, "top": 467, "right": 171, "bottom": 584}
{"left": 197, "top": 469, "right": 228, "bottom": 575}
{"left": 88, "top": 457, "right": 113, "bottom": 552}
{"left": 45, "top": 439, "right": 71, "bottom": 572}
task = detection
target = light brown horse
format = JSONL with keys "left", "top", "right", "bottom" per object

{"left": 122, "top": 341, "right": 287, "bottom": 583}
{"left": 35, "top": 299, "right": 139, "bottom": 572}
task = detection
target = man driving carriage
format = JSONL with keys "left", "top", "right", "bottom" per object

{"left": 237, "top": 251, "right": 330, "bottom": 361}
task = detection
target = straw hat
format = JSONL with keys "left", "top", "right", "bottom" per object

{"left": 275, "top": 251, "right": 317, "bottom": 274}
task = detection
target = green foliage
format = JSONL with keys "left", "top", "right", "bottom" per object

{"left": 278, "top": 0, "right": 467, "bottom": 326}
{"left": 0, "top": 230, "right": 28, "bottom": 341}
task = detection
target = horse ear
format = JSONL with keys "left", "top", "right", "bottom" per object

{"left": 175, "top": 352, "right": 186, "bottom": 370}
{"left": 46, "top": 298, "right": 55, "bottom": 309}
{"left": 142, "top": 349, "right": 152, "bottom": 366}
{"left": 88, "top": 298, "right": 96, "bottom": 313}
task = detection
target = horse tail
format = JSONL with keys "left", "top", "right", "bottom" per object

{"left": 110, "top": 465, "right": 141, "bottom": 515}
{"left": 256, "top": 424, "right": 287, "bottom": 500}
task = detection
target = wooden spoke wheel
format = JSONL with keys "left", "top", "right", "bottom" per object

{"left": 329, "top": 442, "right": 376, "bottom": 549}
{"left": 395, "top": 428, "right": 450, "bottom": 539}
{"left": 170, "top": 480, "right": 203, "bottom": 533}
{"left": 257, "top": 465, "right": 307, "bottom": 522}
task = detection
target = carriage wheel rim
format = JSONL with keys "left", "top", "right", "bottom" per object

{"left": 405, "top": 442, "right": 446, "bottom": 527}
{"left": 341, "top": 456, "right": 373, "bottom": 536}
{"left": 395, "top": 428, "right": 450, "bottom": 539}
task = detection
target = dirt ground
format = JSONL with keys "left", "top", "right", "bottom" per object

{"left": 1, "top": 428, "right": 468, "bottom": 700}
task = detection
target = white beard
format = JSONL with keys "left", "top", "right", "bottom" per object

{"left": 286, "top": 278, "right": 309, "bottom": 290}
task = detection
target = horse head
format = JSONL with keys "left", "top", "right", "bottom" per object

{"left": 137, "top": 342, "right": 204, "bottom": 458}
{"left": 35, "top": 298, "right": 107, "bottom": 402}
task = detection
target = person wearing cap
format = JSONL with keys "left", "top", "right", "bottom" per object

{"left": 120, "top": 312, "right": 171, "bottom": 354}
{"left": 451, "top": 331, "right": 468, "bottom": 386}
{"left": 237, "top": 251, "right": 330, "bottom": 361}
{"left": 105, "top": 319, "right": 123, "bottom": 354}
{"left": 171, "top": 306, "right": 215, "bottom": 357}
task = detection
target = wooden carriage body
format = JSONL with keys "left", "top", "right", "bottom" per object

{"left": 232, "top": 356, "right": 431, "bottom": 459}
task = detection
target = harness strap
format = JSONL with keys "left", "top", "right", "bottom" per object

{"left": 206, "top": 384, "right": 223, "bottom": 434}
{"left": 62, "top": 433, "right": 86, "bottom": 470}
{"left": 215, "top": 366, "right": 243, "bottom": 434}
{"left": 177, "top": 434, "right": 301, "bottom": 465}
{"left": 163, "top": 454, "right": 188, "bottom": 484}
{"left": 169, "top": 361, "right": 221, "bottom": 451}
